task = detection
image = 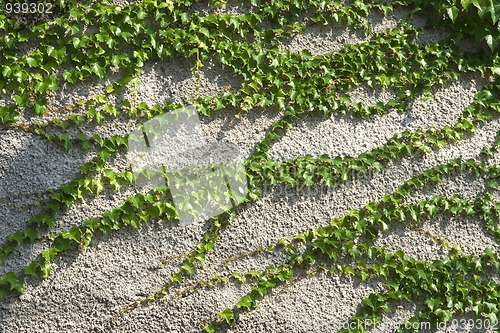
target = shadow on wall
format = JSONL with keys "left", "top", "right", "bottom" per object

{"left": 136, "top": 56, "right": 244, "bottom": 108}
{"left": 0, "top": 130, "right": 92, "bottom": 238}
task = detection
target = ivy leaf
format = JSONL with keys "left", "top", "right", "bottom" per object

{"left": 124, "top": 171, "right": 135, "bottom": 185}
{"left": 137, "top": 8, "right": 147, "bottom": 20}
{"left": 484, "top": 35, "right": 495, "bottom": 51}
{"left": 425, "top": 203, "right": 438, "bottom": 217}
{"left": 181, "top": 264, "right": 193, "bottom": 275}
{"left": 93, "top": 179, "right": 104, "bottom": 195}
{"left": 219, "top": 308, "right": 235, "bottom": 324}
{"left": 24, "top": 262, "right": 39, "bottom": 277}
{"left": 276, "top": 96, "right": 286, "bottom": 110}
{"left": 0, "top": 287, "right": 8, "bottom": 300}
{"left": 168, "top": 272, "right": 181, "bottom": 284}
{"left": 446, "top": 6, "right": 458, "bottom": 23}
{"left": 124, "top": 214, "right": 141, "bottom": 229}
{"left": 72, "top": 37, "right": 81, "bottom": 49}
{"left": 488, "top": 179, "right": 498, "bottom": 189}
{"left": 204, "top": 241, "right": 215, "bottom": 251}
{"left": 62, "top": 70, "right": 76, "bottom": 83}
{"left": 63, "top": 227, "right": 82, "bottom": 243}
{"left": 35, "top": 99, "right": 48, "bottom": 115}
{"left": 7, "top": 231, "right": 25, "bottom": 245}
{"left": 129, "top": 197, "right": 141, "bottom": 208}
{"left": 237, "top": 295, "right": 253, "bottom": 309}
{"left": 58, "top": 134, "right": 71, "bottom": 151}
{"left": 461, "top": 0, "right": 472, "bottom": 9}
{"left": 53, "top": 237, "right": 72, "bottom": 252}
{"left": 435, "top": 308, "right": 453, "bottom": 321}
{"left": 106, "top": 36, "right": 117, "bottom": 49}
{"left": 0, "top": 272, "right": 24, "bottom": 293}
{"left": 0, "top": 106, "right": 19, "bottom": 124}
{"left": 409, "top": 206, "right": 420, "bottom": 222}
{"left": 349, "top": 245, "right": 360, "bottom": 259}
{"left": 24, "top": 228, "right": 38, "bottom": 243}
{"left": 13, "top": 95, "right": 24, "bottom": 105}
{"left": 69, "top": 7, "right": 85, "bottom": 19}
{"left": 42, "top": 248, "right": 58, "bottom": 262}
{"left": 26, "top": 57, "right": 38, "bottom": 67}
{"left": 29, "top": 214, "right": 55, "bottom": 228}
{"left": 91, "top": 63, "right": 105, "bottom": 79}
{"left": 2, "top": 65, "right": 12, "bottom": 78}
{"left": 148, "top": 206, "right": 160, "bottom": 219}
{"left": 40, "top": 262, "right": 52, "bottom": 279}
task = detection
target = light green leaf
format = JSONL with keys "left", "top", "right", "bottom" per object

{"left": 219, "top": 308, "right": 235, "bottom": 324}
{"left": 58, "top": 134, "right": 71, "bottom": 151}
{"left": 446, "top": 6, "right": 458, "bottom": 23}
{"left": 2, "top": 66, "right": 12, "bottom": 78}
{"left": 26, "top": 57, "right": 38, "bottom": 67}
{"left": 69, "top": 7, "right": 85, "bottom": 19}
{"left": 484, "top": 35, "right": 495, "bottom": 51}
{"left": 91, "top": 63, "right": 105, "bottom": 79}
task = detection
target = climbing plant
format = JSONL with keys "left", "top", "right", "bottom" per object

{"left": 0, "top": 0, "right": 499, "bottom": 332}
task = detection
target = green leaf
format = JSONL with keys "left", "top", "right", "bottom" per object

{"left": 46, "top": 45, "right": 55, "bottom": 58}
{"left": 30, "top": 214, "right": 56, "bottom": 228}
{"left": 277, "top": 96, "right": 286, "bottom": 109}
{"left": 35, "top": 99, "right": 48, "bottom": 115}
{"left": 40, "top": 262, "right": 52, "bottom": 279}
{"left": 204, "top": 324, "right": 216, "bottom": 333}
{"left": 68, "top": 227, "right": 82, "bottom": 243}
{"left": 12, "top": 95, "right": 24, "bottom": 105}
{"left": 484, "top": 35, "right": 495, "bottom": 51}
{"left": 219, "top": 308, "right": 235, "bottom": 324}
{"left": 53, "top": 237, "right": 72, "bottom": 252}
{"left": 137, "top": 8, "right": 147, "bottom": 20}
{"left": 42, "top": 248, "right": 58, "bottom": 262}
{"left": 72, "top": 37, "right": 81, "bottom": 48}
{"left": 24, "top": 262, "right": 39, "bottom": 277}
{"left": 148, "top": 206, "right": 160, "bottom": 219}
{"left": 237, "top": 295, "right": 253, "bottom": 309}
{"left": 204, "top": 241, "right": 215, "bottom": 251}
{"left": 0, "top": 287, "right": 8, "bottom": 299}
{"left": 182, "top": 264, "right": 193, "bottom": 275}
{"left": 24, "top": 228, "right": 38, "bottom": 243}
{"left": 232, "top": 271, "right": 246, "bottom": 284}
{"left": 128, "top": 197, "right": 141, "bottom": 208}
{"left": 446, "top": 6, "right": 458, "bottom": 23}
{"left": 58, "top": 134, "right": 71, "bottom": 151}
{"left": 0, "top": 272, "right": 24, "bottom": 293}
{"left": 93, "top": 179, "right": 104, "bottom": 195}
{"left": 461, "top": 0, "right": 472, "bottom": 9}
{"left": 63, "top": 70, "right": 75, "bottom": 83}
{"left": 95, "top": 111, "right": 105, "bottom": 124}
{"left": 91, "top": 63, "right": 105, "bottom": 79}
{"left": 26, "top": 57, "right": 38, "bottom": 67}
{"left": 69, "top": 7, "right": 85, "bottom": 19}
{"left": 2, "top": 65, "right": 12, "bottom": 78}
{"left": 0, "top": 107, "right": 19, "bottom": 124}
{"left": 106, "top": 36, "right": 117, "bottom": 49}
{"left": 425, "top": 203, "right": 438, "bottom": 217}
{"left": 7, "top": 231, "right": 25, "bottom": 245}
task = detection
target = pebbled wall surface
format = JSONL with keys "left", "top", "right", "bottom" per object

{"left": 0, "top": 2, "right": 499, "bottom": 333}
